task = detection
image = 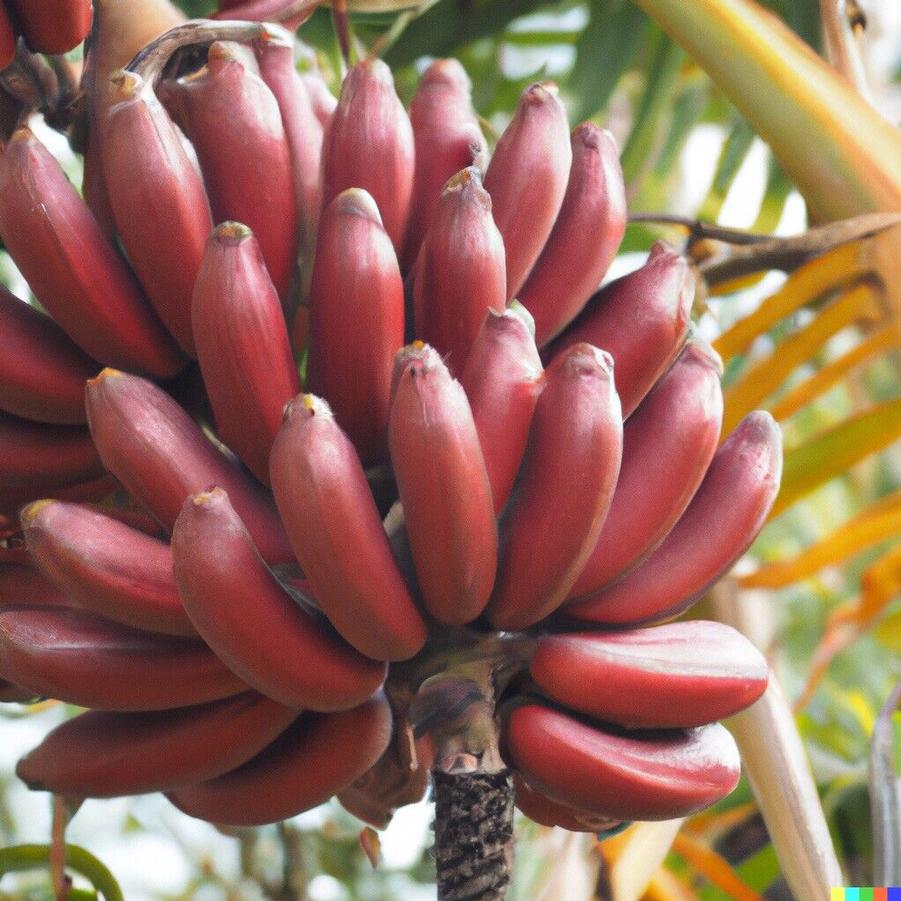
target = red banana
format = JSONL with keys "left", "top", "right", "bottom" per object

{"left": 0, "top": 285, "right": 97, "bottom": 424}
{"left": 1, "top": 475, "right": 117, "bottom": 525}
{"left": 6, "top": 0, "right": 92, "bottom": 54}
{"left": 565, "top": 411, "right": 783, "bottom": 626}
{"left": 101, "top": 69, "right": 213, "bottom": 355}
{"left": 0, "top": 6, "right": 15, "bottom": 70}
{"left": 322, "top": 57, "right": 414, "bottom": 252}
{"left": 0, "top": 128, "right": 186, "bottom": 377}
{"left": 306, "top": 190, "right": 405, "bottom": 464}
{"left": 0, "top": 564, "right": 69, "bottom": 608}
{"left": 301, "top": 69, "right": 336, "bottom": 129}
{"left": 0, "top": 607, "right": 246, "bottom": 710}
{"left": 192, "top": 222, "right": 301, "bottom": 484}
{"left": 270, "top": 395, "right": 427, "bottom": 662}
{"left": 21, "top": 499, "right": 196, "bottom": 637}
{"left": 170, "top": 41, "right": 299, "bottom": 301}
{"left": 389, "top": 343, "right": 498, "bottom": 625}
{"left": 545, "top": 241, "right": 694, "bottom": 417}
{"left": 513, "top": 774, "right": 622, "bottom": 834}
{"left": 0, "top": 413, "right": 104, "bottom": 496}
{"left": 459, "top": 308, "right": 543, "bottom": 515}
{"left": 568, "top": 340, "right": 724, "bottom": 599}
{"left": 486, "top": 344, "right": 622, "bottom": 631}
{"left": 504, "top": 703, "right": 741, "bottom": 821}
{"left": 530, "top": 621, "right": 768, "bottom": 729}
{"left": 167, "top": 693, "right": 392, "bottom": 826}
{"left": 85, "top": 369, "right": 294, "bottom": 564}
{"left": 519, "top": 124, "right": 627, "bottom": 346}
{"left": 410, "top": 167, "right": 507, "bottom": 376}
{"left": 255, "top": 27, "right": 326, "bottom": 249}
{"left": 172, "top": 487, "right": 388, "bottom": 709}
{"left": 17, "top": 692, "right": 299, "bottom": 798}
{"left": 402, "top": 58, "right": 487, "bottom": 270}
{"left": 0, "top": 679, "right": 35, "bottom": 703}
{"left": 483, "top": 82, "right": 571, "bottom": 299}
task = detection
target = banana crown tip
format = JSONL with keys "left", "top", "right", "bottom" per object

{"left": 192, "top": 486, "right": 228, "bottom": 506}
{"left": 336, "top": 189, "right": 383, "bottom": 225}
{"left": 213, "top": 221, "right": 254, "bottom": 242}
{"left": 19, "top": 498, "right": 55, "bottom": 525}
{"left": 109, "top": 68, "right": 144, "bottom": 96}
{"left": 88, "top": 367, "right": 125, "bottom": 386}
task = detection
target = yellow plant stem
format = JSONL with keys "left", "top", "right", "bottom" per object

{"left": 743, "top": 489, "right": 901, "bottom": 588}
{"left": 721, "top": 281, "right": 881, "bottom": 435}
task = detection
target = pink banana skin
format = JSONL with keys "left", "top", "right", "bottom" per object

{"left": 270, "top": 395, "right": 427, "bottom": 662}
{"left": 530, "top": 621, "right": 768, "bottom": 730}
{"left": 167, "top": 693, "right": 392, "bottom": 827}
{"left": 306, "top": 190, "right": 405, "bottom": 465}
{"left": 486, "top": 344, "right": 622, "bottom": 631}
{"left": 402, "top": 58, "right": 488, "bottom": 270}
{"left": 504, "top": 703, "right": 741, "bottom": 821}
{"left": 101, "top": 70, "right": 213, "bottom": 355}
{"left": 564, "top": 411, "right": 783, "bottom": 626}
{"left": 301, "top": 69, "right": 337, "bottom": 130}
{"left": 21, "top": 499, "right": 196, "bottom": 637}
{"left": 17, "top": 692, "right": 299, "bottom": 798}
{"left": 0, "top": 413, "right": 105, "bottom": 497}
{"left": 322, "top": 57, "right": 414, "bottom": 252}
{"left": 85, "top": 369, "right": 294, "bottom": 564}
{"left": 0, "top": 128, "right": 186, "bottom": 377}
{"left": 1, "top": 475, "right": 118, "bottom": 527}
{"left": 545, "top": 241, "right": 694, "bottom": 417}
{"left": 0, "top": 285, "right": 98, "bottom": 425}
{"left": 192, "top": 222, "right": 301, "bottom": 485}
{"left": 568, "top": 340, "right": 724, "bottom": 599}
{"left": 410, "top": 167, "right": 507, "bottom": 376}
{"left": 483, "top": 82, "right": 572, "bottom": 299}
{"left": 513, "top": 773, "right": 623, "bottom": 834}
{"left": 0, "top": 6, "right": 15, "bottom": 69}
{"left": 7, "top": 0, "right": 93, "bottom": 54}
{"left": 389, "top": 343, "right": 498, "bottom": 625}
{"left": 0, "top": 564, "right": 70, "bottom": 609}
{"left": 255, "top": 28, "right": 326, "bottom": 249}
{"left": 459, "top": 308, "right": 543, "bottom": 515}
{"left": 519, "top": 124, "right": 627, "bottom": 347}
{"left": 172, "top": 488, "right": 388, "bottom": 710}
{"left": 171, "top": 41, "right": 299, "bottom": 302}
{"left": 0, "top": 607, "right": 246, "bottom": 710}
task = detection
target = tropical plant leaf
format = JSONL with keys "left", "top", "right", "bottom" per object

{"left": 598, "top": 819, "right": 686, "bottom": 901}
{"left": 670, "top": 831, "right": 764, "bottom": 901}
{"left": 771, "top": 398, "right": 901, "bottom": 520}
{"left": 698, "top": 115, "right": 756, "bottom": 222}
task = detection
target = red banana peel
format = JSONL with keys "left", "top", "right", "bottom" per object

{"left": 192, "top": 222, "right": 301, "bottom": 484}
{"left": 270, "top": 395, "right": 427, "bottom": 662}
{"left": 487, "top": 344, "right": 622, "bottom": 631}
{"left": 6, "top": 0, "right": 92, "bottom": 54}
{"left": 172, "top": 487, "right": 388, "bottom": 710}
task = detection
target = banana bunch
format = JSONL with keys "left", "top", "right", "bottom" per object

{"left": 0, "top": 0, "right": 782, "bottom": 834}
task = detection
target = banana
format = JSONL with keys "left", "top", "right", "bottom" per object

{"left": 210, "top": 0, "right": 317, "bottom": 28}
{"left": 21, "top": 499, "right": 196, "bottom": 637}
{"left": 544, "top": 241, "right": 693, "bottom": 417}
{"left": 301, "top": 68, "right": 336, "bottom": 130}
{"left": 459, "top": 308, "right": 543, "bottom": 515}
{"left": 530, "top": 621, "right": 768, "bottom": 729}
{"left": 17, "top": 692, "right": 299, "bottom": 798}
{"left": 0, "top": 6, "right": 15, "bottom": 70}
{"left": 389, "top": 343, "right": 498, "bottom": 624}
{"left": 402, "top": 58, "right": 487, "bottom": 270}
{"left": 482, "top": 82, "right": 571, "bottom": 299}
{"left": 0, "top": 285, "right": 97, "bottom": 425}
{"left": 171, "top": 487, "right": 388, "bottom": 708}
{"left": 100, "top": 69, "right": 213, "bottom": 355}
{"left": 0, "top": 413, "right": 105, "bottom": 502}
{"left": 0, "top": 607, "right": 246, "bottom": 710}
{"left": 305, "top": 190, "right": 404, "bottom": 465}
{"left": 1, "top": 475, "right": 117, "bottom": 526}
{"left": 410, "top": 167, "right": 506, "bottom": 376}
{"left": 0, "top": 679, "right": 36, "bottom": 703}
{"left": 322, "top": 57, "right": 414, "bottom": 252}
{"left": 85, "top": 368, "right": 294, "bottom": 564}
{"left": 568, "top": 340, "right": 724, "bottom": 599}
{"left": 518, "top": 124, "right": 627, "bottom": 347}
{"left": 166, "top": 693, "right": 392, "bottom": 827}
{"left": 269, "top": 395, "right": 427, "bottom": 662}
{"left": 168, "top": 41, "right": 299, "bottom": 302}
{"left": 0, "top": 127, "right": 186, "bottom": 378}
{"left": 192, "top": 222, "right": 301, "bottom": 485}
{"left": 564, "top": 411, "right": 783, "bottom": 626}
{"left": 503, "top": 703, "right": 741, "bottom": 821}
{"left": 6, "top": 0, "right": 92, "bottom": 54}
{"left": 513, "top": 773, "right": 623, "bottom": 834}
{"left": 0, "top": 564, "right": 69, "bottom": 608}
{"left": 486, "top": 344, "right": 622, "bottom": 631}
{"left": 254, "top": 27, "right": 326, "bottom": 249}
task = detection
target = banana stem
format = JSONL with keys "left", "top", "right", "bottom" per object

{"left": 818, "top": 0, "right": 874, "bottom": 104}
